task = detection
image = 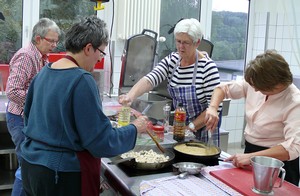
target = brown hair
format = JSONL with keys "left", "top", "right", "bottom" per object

{"left": 244, "top": 50, "right": 293, "bottom": 91}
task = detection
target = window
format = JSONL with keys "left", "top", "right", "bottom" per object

{"left": 159, "top": 0, "right": 201, "bottom": 60}
{"left": 211, "top": 0, "right": 249, "bottom": 81}
{"left": 39, "top": 0, "right": 97, "bottom": 52}
{"left": 0, "top": 0, "right": 23, "bottom": 64}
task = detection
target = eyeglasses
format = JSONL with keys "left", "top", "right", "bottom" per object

{"left": 42, "top": 37, "right": 59, "bottom": 45}
{"left": 97, "top": 48, "right": 106, "bottom": 57}
{"left": 175, "top": 39, "right": 193, "bottom": 47}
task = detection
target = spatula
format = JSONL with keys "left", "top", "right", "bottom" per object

{"left": 146, "top": 129, "right": 165, "bottom": 153}
{"left": 206, "top": 130, "right": 214, "bottom": 153}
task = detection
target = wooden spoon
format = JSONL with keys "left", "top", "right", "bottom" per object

{"left": 146, "top": 129, "right": 165, "bottom": 153}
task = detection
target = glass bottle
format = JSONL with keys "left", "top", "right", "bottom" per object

{"left": 163, "top": 103, "right": 171, "bottom": 133}
{"left": 173, "top": 102, "right": 186, "bottom": 142}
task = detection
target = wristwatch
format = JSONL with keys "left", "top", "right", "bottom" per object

{"left": 188, "top": 122, "right": 195, "bottom": 130}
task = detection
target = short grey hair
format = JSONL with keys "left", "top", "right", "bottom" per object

{"left": 31, "top": 18, "right": 61, "bottom": 44}
{"left": 65, "top": 15, "right": 109, "bottom": 54}
{"left": 174, "top": 18, "right": 204, "bottom": 43}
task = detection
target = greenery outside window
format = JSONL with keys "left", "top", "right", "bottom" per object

{"left": 0, "top": 0, "right": 22, "bottom": 64}
{"left": 39, "top": 0, "right": 97, "bottom": 53}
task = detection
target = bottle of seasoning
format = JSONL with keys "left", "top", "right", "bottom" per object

{"left": 163, "top": 103, "right": 171, "bottom": 133}
{"left": 118, "top": 105, "right": 131, "bottom": 127}
{"left": 152, "top": 125, "right": 164, "bottom": 142}
{"left": 173, "top": 102, "right": 186, "bottom": 142}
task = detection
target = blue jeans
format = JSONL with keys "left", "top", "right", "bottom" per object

{"left": 6, "top": 111, "right": 25, "bottom": 196}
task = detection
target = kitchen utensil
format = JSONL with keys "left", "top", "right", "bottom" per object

{"left": 110, "top": 145, "right": 175, "bottom": 170}
{"left": 141, "top": 103, "right": 152, "bottom": 115}
{"left": 173, "top": 141, "right": 221, "bottom": 166}
{"left": 108, "top": 157, "right": 135, "bottom": 165}
{"left": 173, "top": 162, "right": 205, "bottom": 179}
{"left": 185, "top": 143, "right": 205, "bottom": 148}
{"left": 178, "top": 172, "right": 189, "bottom": 179}
{"left": 146, "top": 129, "right": 165, "bottom": 153}
{"left": 173, "top": 162, "right": 205, "bottom": 175}
{"left": 251, "top": 156, "right": 286, "bottom": 195}
{"left": 131, "top": 92, "right": 172, "bottom": 120}
{"left": 206, "top": 130, "right": 214, "bottom": 154}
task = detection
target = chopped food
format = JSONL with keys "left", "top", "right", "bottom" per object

{"left": 121, "top": 149, "right": 169, "bottom": 163}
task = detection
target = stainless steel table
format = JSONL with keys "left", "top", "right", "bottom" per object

{"left": 0, "top": 95, "right": 7, "bottom": 121}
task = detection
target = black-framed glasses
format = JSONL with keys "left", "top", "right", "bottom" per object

{"left": 42, "top": 37, "right": 59, "bottom": 45}
{"left": 97, "top": 48, "right": 106, "bottom": 57}
{"left": 175, "top": 39, "right": 193, "bottom": 47}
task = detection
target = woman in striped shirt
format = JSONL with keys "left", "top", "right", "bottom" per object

{"left": 119, "top": 18, "right": 222, "bottom": 147}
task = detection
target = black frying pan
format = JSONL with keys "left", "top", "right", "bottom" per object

{"left": 109, "top": 145, "right": 175, "bottom": 170}
{"left": 173, "top": 141, "right": 221, "bottom": 166}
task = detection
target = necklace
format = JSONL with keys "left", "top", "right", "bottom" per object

{"left": 64, "top": 55, "right": 79, "bottom": 66}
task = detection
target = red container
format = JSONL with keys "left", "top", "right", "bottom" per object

{"left": 48, "top": 52, "right": 66, "bottom": 62}
{"left": 48, "top": 52, "right": 104, "bottom": 69}
{"left": 94, "top": 58, "right": 104, "bottom": 69}
{"left": 0, "top": 64, "right": 9, "bottom": 91}
{"left": 152, "top": 125, "right": 164, "bottom": 142}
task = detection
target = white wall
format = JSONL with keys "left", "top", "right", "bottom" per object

{"left": 222, "top": 0, "right": 300, "bottom": 146}
{"left": 246, "top": 0, "right": 300, "bottom": 73}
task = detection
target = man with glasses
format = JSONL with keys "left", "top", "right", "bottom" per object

{"left": 5, "top": 17, "right": 61, "bottom": 196}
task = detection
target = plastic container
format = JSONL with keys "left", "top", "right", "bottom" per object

{"left": 173, "top": 103, "right": 186, "bottom": 142}
{"left": 152, "top": 125, "right": 164, "bottom": 142}
{"left": 118, "top": 106, "right": 131, "bottom": 127}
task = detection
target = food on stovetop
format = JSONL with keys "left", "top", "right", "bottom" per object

{"left": 121, "top": 149, "right": 169, "bottom": 163}
{"left": 174, "top": 143, "right": 219, "bottom": 156}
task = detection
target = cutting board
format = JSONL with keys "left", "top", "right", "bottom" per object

{"left": 210, "top": 168, "right": 300, "bottom": 196}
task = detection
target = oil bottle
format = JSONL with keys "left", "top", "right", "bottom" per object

{"left": 118, "top": 105, "right": 131, "bottom": 127}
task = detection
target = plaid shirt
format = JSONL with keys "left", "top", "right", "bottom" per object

{"left": 6, "top": 42, "right": 48, "bottom": 115}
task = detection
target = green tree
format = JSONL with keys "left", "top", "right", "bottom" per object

{"left": 211, "top": 11, "right": 248, "bottom": 61}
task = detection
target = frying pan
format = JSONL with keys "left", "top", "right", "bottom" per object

{"left": 108, "top": 145, "right": 175, "bottom": 170}
{"left": 173, "top": 141, "right": 221, "bottom": 166}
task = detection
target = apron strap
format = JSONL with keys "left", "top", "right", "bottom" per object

{"left": 77, "top": 150, "right": 101, "bottom": 196}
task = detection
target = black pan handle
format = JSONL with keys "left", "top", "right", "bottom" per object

{"left": 108, "top": 157, "right": 135, "bottom": 165}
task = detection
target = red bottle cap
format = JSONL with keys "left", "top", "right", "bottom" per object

{"left": 152, "top": 125, "right": 164, "bottom": 132}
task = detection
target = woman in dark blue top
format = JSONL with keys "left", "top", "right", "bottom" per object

{"left": 21, "top": 16, "right": 148, "bottom": 196}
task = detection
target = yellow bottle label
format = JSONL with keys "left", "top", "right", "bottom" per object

{"left": 118, "top": 106, "right": 131, "bottom": 127}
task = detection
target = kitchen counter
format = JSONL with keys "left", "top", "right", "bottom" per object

{"left": 0, "top": 95, "right": 7, "bottom": 121}
{"left": 100, "top": 96, "right": 233, "bottom": 195}
{"left": 100, "top": 134, "right": 234, "bottom": 195}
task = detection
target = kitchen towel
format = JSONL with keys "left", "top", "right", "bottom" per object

{"left": 201, "top": 165, "right": 243, "bottom": 196}
{"left": 140, "top": 174, "right": 232, "bottom": 196}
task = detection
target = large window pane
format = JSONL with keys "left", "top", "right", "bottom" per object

{"left": 159, "top": 0, "right": 201, "bottom": 60}
{"left": 39, "top": 0, "right": 97, "bottom": 52}
{"left": 211, "top": 0, "right": 249, "bottom": 81}
{"left": 0, "top": 0, "right": 23, "bottom": 64}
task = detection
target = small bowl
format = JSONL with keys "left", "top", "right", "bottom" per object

{"left": 172, "top": 162, "right": 205, "bottom": 175}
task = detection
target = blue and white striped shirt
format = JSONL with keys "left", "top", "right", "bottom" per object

{"left": 145, "top": 52, "right": 222, "bottom": 116}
